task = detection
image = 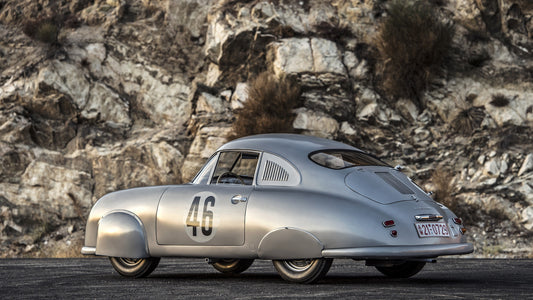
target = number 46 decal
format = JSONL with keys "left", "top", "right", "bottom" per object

{"left": 186, "top": 196, "right": 215, "bottom": 236}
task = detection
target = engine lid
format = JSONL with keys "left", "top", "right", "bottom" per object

{"left": 345, "top": 167, "right": 426, "bottom": 204}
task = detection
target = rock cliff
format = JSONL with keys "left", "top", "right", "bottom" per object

{"left": 0, "top": 0, "right": 532, "bottom": 257}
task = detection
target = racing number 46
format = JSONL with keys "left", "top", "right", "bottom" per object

{"left": 186, "top": 196, "right": 215, "bottom": 236}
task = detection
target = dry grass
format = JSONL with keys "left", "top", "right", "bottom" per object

{"left": 431, "top": 168, "right": 456, "bottom": 211}
{"left": 376, "top": 0, "right": 454, "bottom": 109}
{"left": 490, "top": 94, "right": 510, "bottom": 107}
{"left": 36, "top": 238, "right": 85, "bottom": 258}
{"left": 497, "top": 125, "right": 529, "bottom": 150}
{"left": 22, "top": 17, "right": 59, "bottom": 45}
{"left": 452, "top": 106, "right": 485, "bottom": 135}
{"left": 431, "top": 168, "right": 479, "bottom": 225}
{"left": 228, "top": 72, "right": 301, "bottom": 140}
{"left": 313, "top": 20, "right": 354, "bottom": 43}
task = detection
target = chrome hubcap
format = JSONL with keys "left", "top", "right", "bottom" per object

{"left": 119, "top": 258, "right": 142, "bottom": 267}
{"left": 284, "top": 259, "right": 313, "bottom": 272}
{"left": 219, "top": 259, "right": 238, "bottom": 267}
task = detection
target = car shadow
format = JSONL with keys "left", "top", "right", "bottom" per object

{"left": 320, "top": 275, "right": 474, "bottom": 285}
{"left": 143, "top": 272, "right": 478, "bottom": 286}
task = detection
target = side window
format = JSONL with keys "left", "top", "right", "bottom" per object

{"left": 211, "top": 151, "right": 259, "bottom": 185}
{"left": 191, "top": 154, "right": 218, "bottom": 185}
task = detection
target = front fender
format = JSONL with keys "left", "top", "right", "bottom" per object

{"left": 95, "top": 211, "right": 149, "bottom": 258}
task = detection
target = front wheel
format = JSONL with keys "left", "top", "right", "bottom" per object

{"left": 272, "top": 258, "right": 333, "bottom": 284}
{"left": 212, "top": 259, "right": 254, "bottom": 274}
{"left": 109, "top": 257, "right": 160, "bottom": 278}
{"left": 375, "top": 261, "right": 426, "bottom": 278}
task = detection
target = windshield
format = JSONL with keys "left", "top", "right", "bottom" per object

{"left": 309, "top": 150, "right": 389, "bottom": 170}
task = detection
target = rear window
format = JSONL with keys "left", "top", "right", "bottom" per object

{"left": 309, "top": 150, "right": 389, "bottom": 170}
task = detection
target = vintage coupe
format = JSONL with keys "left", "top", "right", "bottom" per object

{"left": 82, "top": 134, "right": 473, "bottom": 283}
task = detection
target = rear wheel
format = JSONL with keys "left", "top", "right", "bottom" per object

{"left": 272, "top": 258, "right": 333, "bottom": 284}
{"left": 375, "top": 261, "right": 426, "bottom": 278}
{"left": 109, "top": 257, "right": 160, "bottom": 278}
{"left": 212, "top": 259, "right": 254, "bottom": 274}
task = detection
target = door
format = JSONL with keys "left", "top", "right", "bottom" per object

{"left": 156, "top": 151, "right": 259, "bottom": 246}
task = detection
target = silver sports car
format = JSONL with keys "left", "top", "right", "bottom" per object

{"left": 81, "top": 134, "right": 473, "bottom": 283}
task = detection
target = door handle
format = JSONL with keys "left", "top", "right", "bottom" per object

{"left": 231, "top": 195, "right": 248, "bottom": 204}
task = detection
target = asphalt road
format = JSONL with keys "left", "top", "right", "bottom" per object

{"left": 1, "top": 258, "right": 532, "bottom": 299}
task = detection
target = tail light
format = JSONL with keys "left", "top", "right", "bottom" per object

{"left": 382, "top": 220, "right": 395, "bottom": 227}
{"left": 453, "top": 218, "right": 463, "bottom": 225}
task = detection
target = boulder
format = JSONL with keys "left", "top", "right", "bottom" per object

{"left": 230, "top": 82, "right": 248, "bottom": 110}
{"left": 181, "top": 126, "right": 232, "bottom": 182}
{"left": 196, "top": 93, "right": 226, "bottom": 114}
{"left": 518, "top": 154, "right": 533, "bottom": 176}
{"left": 271, "top": 38, "right": 347, "bottom": 77}
{"left": 37, "top": 61, "right": 91, "bottom": 110}
{"left": 17, "top": 161, "right": 94, "bottom": 220}
{"left": 293, "top": 108, "right": 339, "bottom": 138}
{"left": 83, "top": 83, "right": 131, "bottom": 127}
{"left": 522, "top": 206, "right": 533, "bottom": 231}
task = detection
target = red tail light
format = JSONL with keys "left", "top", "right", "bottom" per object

{"left": 453, "top": 218, "right": 463, "bottom": 225}
{"left": 383, "top": 220, "right": 395, "bottom": 227}
{"left": 390, "top": 230, "right": 398, "bottom": 237}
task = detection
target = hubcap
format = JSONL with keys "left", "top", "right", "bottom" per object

{"left": 284, "top": 259, "right": 313, "bottom": 272}
{"left": 119, "top": 258, "right": 142, "bottom": 267}
{"left": 219, "top": 259, "right": 238, "bottom": 266}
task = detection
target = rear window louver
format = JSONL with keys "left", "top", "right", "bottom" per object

{"left": 262, "top": 160, "right": 289, "bottom": 182}
{"left": 375, "top": 172, "right": 414, "bottom": 195}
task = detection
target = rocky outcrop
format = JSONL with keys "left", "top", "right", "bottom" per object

{"left": 1, "top": 0, "right": 532, "bottom": 257}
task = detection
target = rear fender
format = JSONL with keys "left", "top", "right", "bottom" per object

{"left": 258, "top": 228, "right": 323, "bottom": 259}
{"left": 95, "top": 211, "right": 149, "bottom": 258}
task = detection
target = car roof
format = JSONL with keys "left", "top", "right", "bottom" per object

{"left": 217, "top": 134, "right": 361, "bottom": 158}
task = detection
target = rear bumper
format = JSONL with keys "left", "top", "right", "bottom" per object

{"left": 322, "top": 243, "right": 474, "bottom": 259}
{"left": 81, "top": 246, "right": 96, "bottom": 255}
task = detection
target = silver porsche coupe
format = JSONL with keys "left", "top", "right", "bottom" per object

{"left": 81, "top": 134, "right": 473, "bottom": 283}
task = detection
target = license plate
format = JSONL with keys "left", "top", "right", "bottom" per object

{"left": 415, "top": 222, "right": 450, "bottom": 238}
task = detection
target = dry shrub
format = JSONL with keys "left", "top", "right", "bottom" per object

{"left": 313, "top": 21, "right": 353, "bottom": 43}
{"left": 376, "top": 0, "right": 454, "bottom": 109}
{"left": 452, "top": 106, "right": 485, "bottom": 135}
{"left": 490, "top": 93, "right": 511, "bottom": 107}
{"left": 497, "top": 125, "right": 529, "bottom": 150}
{"left": 216, "top": 0, "right": 257, "bottom": 15}
{"left": 465, "top": 29, "right": 491, "bottom": 43}
{"left": 22, "top": 17, "right": 59, "bottom": 45}
{"left": 431, "top": 168, "right": 456, "bottom": 211}
{"left": 229, "top": 72, "right": 301, "bottom": 140}
{"left": 467, "top": 49, "right": 491, "bottom": 67}
{"left": 431, "top": 169, "right": 479, "bottom": 225}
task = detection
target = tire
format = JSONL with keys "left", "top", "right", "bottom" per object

{"left": 272, "top": 258, "right": 333, "bottom": 284}
{"left": 375, "top": 261, "right": 426, "bottom": 278}
{"left": 212, "top": 259, "right": 254, "bottom": 274}
{"left": 109, "top": 257, "right": 160, "bottom": 278}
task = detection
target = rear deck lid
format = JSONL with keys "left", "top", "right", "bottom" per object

{"left": 345, "top": 167, "right": 424, "bottom": 204}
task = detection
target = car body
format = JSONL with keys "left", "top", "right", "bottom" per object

{"left": 82, "top": 134, "right": 473, "bottom": 283}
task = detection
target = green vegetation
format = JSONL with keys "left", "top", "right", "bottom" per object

{"left": 376, "top": 0, "right": 454, "bottom": 109}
